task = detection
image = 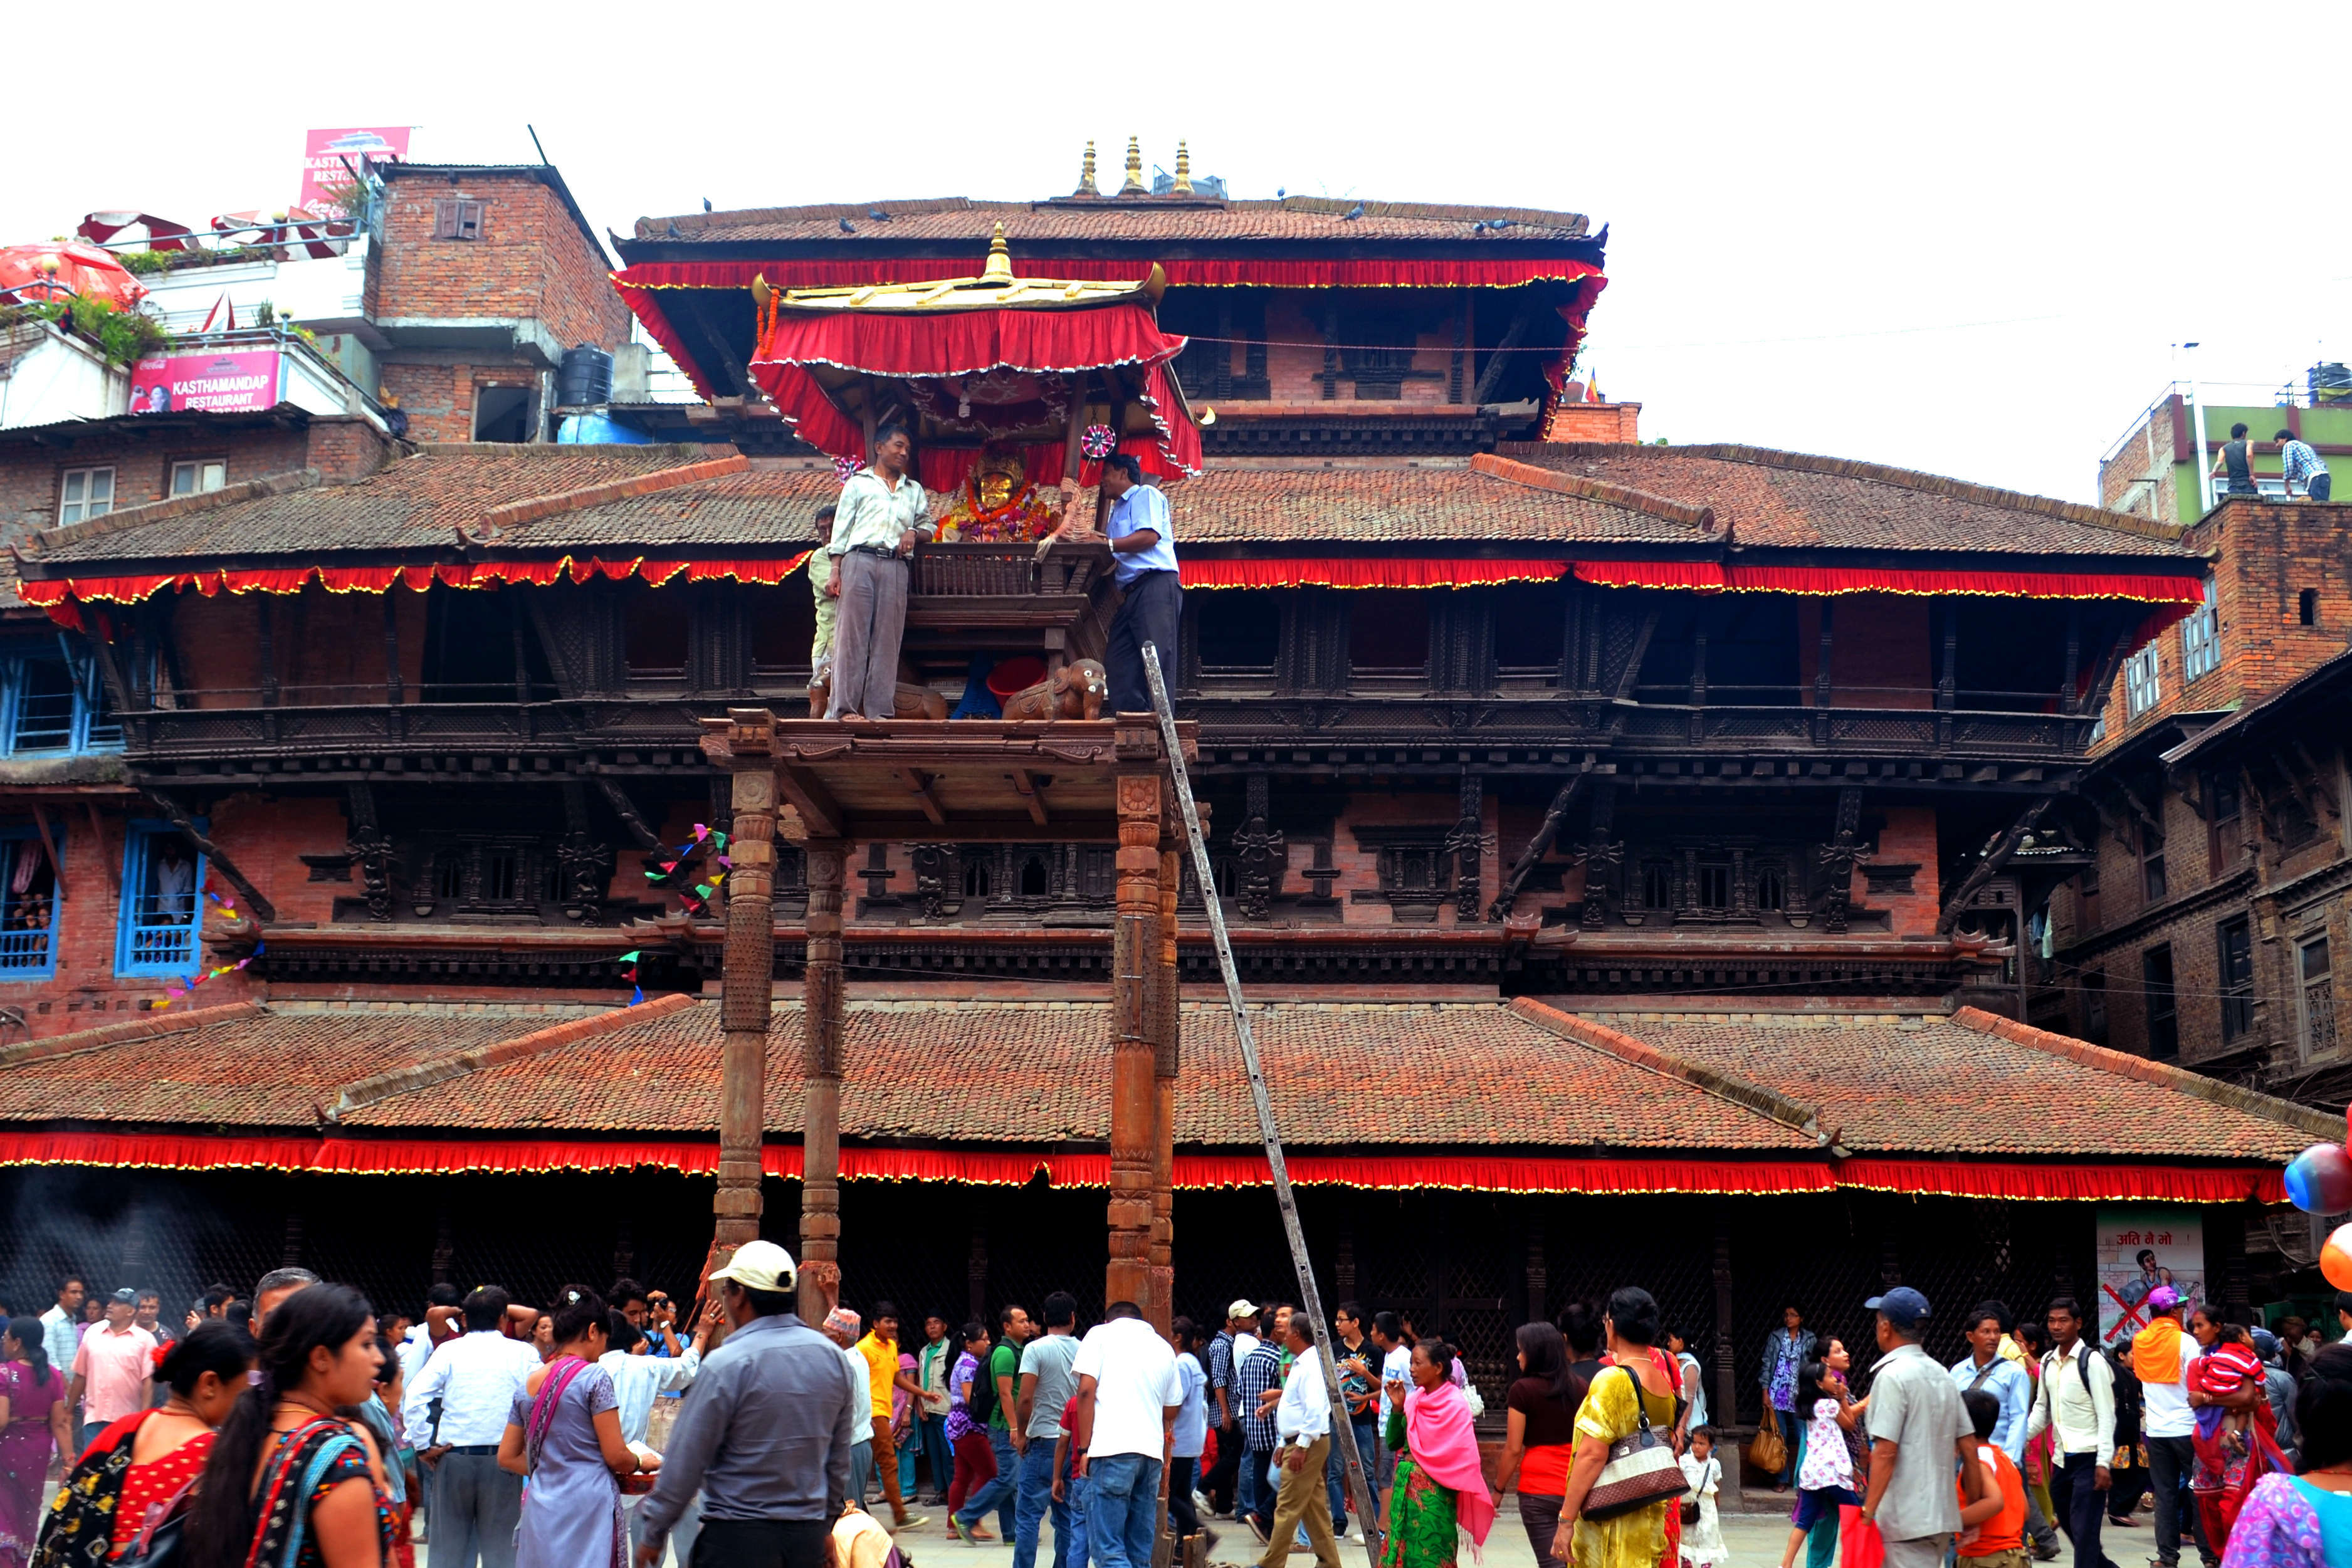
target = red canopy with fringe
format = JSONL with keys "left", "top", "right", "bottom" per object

{"left": 0, "top": 1129, "right": 2284, "bottom": 1203}
{"left": 1572, "top": 561, "right": 2208, "bottom": 603}
{"left": 617, "top": 258, "right": 1609, "bottom": 402}
{"left": 748, "top": 299, "right": 1202, "bottom": 485}
{"left": 23, "top": 553, "right": 814, "bottom": 627}
{"left": 1183, "top": 557, "right": 1574, "bottom": 590}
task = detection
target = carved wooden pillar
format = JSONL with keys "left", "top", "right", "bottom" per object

{"left": 1581, "top": 780, "right": 1619, "bottom": 929}
{"left": 1449, "top": 771, "right": 1483, "bottom": 920}
{"left": 799, "top": 835, "right": 848, "bottom": 1322}
{"left": 717, "top": 765, "right": 777, "bottom": 1262}
{"left": 968, "top": 1223, "right": 989, "bottom": 1326}
{"left": 1820, "top": 787, "right": 1862, "bottom": 935}
{"left": 1711, "top": 1206, "right": 1737, "bottom": 1438}
{"left": 1108, "top": 771, "right": 1163, "bottom": 1310}
{"left": 1525, "top": 1215, "right": 1548, "bottom": 1326}
{"left": 1149, "top": 832, "right": 1182, "bottom": 1331}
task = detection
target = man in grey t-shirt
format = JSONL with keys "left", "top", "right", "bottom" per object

{"left": 1014, "top": 1290, "right": 1085, "bottom": 1568}
{"left": 1860, "top": 1288, "right": 1987, "bottom": 1568}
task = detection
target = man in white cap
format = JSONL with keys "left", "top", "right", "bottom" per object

{"left": 1204, "top": 1301, "right": 1261, "bottom": 1518}
{"left": 637, "top": 1241, "right": 859, "bottom": 1568}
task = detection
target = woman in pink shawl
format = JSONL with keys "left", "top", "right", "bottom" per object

{"left": 1378, "top": 1335, "right": 1496, "bottom": 1568}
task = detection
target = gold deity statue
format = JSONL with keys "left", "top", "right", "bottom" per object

{"left": 935, "top": 447, "right": 1065, "bottom": 543}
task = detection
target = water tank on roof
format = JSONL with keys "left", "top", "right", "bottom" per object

{"left": 2312, "top": 362, "right": 2352, "bottom": 405}
{"left": 557, "top": 344, "right": 614, "bottom": 409}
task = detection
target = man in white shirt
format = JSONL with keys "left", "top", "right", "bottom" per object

{"left": 2026, "top": 1295, "right": 2116, "bottom": 1568}
{"left": 1071, "top": 1300, "right": 1182, "bottom": 1568}
{"left": 38, "top": 1274, "right": 85, "bottom": 1396}
{"left": 2133, "top": 1287, "right": 2214, "bottom": 1568}
{"left": 1257, "top": 1315, "right": 1338, "bottom": 1568}
{"left": 402, "top": 1285, "right": 538, "bottom": 1568}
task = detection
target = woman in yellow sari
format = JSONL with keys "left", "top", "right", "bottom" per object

{"left": 1554, "top": 1288, "right": 1683, "bottom": 1568}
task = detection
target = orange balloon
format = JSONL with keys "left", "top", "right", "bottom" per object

{"left": 2324, "top": 1223, "right": 2352, "bottom": 1291}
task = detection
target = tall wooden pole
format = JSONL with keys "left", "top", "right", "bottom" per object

{"left": 1148, "top": 827, "right": 1182, "bottom": 1332}
{"left": 800, "top": 837, "right": 848, "bottom": 1321}
{"left": 715, "top": 755, "right": 776, "bottom": 1255}
{"left": 1107, "top": 771, "right": 1162, "bottom": 1310}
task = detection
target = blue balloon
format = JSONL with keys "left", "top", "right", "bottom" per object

{"left": 2286, "top": 1142, "right": 2352, "bottom": 1215}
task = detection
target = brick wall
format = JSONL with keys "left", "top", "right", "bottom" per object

{"left": 2093, "top": 498, "right": 2351, "bottom": 751}
{"left": 1797, "top": 596, "right": 1934, "bottom": 708}
{"left": 1545, "top": 402, "right": 1642, "bottom": 442}
{"left": 1867, "top": 807, "right": 1941, "bottom": 934}
{"left": 0, "top": 419, "right": 391, "bottom": 531}
{"left": 369, "top": 171, "right": 630, "bottom": 354}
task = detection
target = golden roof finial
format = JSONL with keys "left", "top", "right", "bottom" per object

{"left": 980, "top": 221, "right": 1013, "bottom": 285}
{"left": 1075, "top": 140, "right": 1099, "bottom": 197}
{"left": 1173, "top": 140, "right": 1192, "bottom": 196}
{"left": 1119, "top": 135, "right": 1147, "bottom": 197}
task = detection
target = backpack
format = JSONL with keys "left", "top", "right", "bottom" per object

{"left": 969, "top": 1340, "right": 1013, "bottom": 1428}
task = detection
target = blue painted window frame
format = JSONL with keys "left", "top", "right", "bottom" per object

{"left": 0, "top": 822, "right": 64, "bottom": 980}
{"left": 116, "top": 818, "right": 206, "bottom": 977}
{"left": 0, "top": 634, "right": 122, "bottom": 757}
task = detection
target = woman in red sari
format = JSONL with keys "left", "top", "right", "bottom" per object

{"left": 32, "top": 1323, "right": 249, "bottom": 1567}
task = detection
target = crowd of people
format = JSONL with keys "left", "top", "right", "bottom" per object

{"left": 10, "top": 1261, "right": 2352, "bottom": 1568}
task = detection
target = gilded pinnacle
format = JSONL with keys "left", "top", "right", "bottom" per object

{"left": 1120, "top": 135, "right": 1147, "bottom": 196}
{"left": 1173, "top": 140, "right": 1192, "bottom": 196}
{"left": 1076, "top": 140, "right": 1099, "bottom": 197}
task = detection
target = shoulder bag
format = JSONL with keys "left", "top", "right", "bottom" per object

{"left": 1582, "top": 1366, "right": 1691, "bottom": 1520}
{"left": 1748, "top": 1404, "right": 1787, "bottom": 1477}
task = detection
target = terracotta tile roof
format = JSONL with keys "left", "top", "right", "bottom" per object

{"left": 1595, "top": 1011, "right": 2311, "bottom": 1160}
{"left": 1176, "top": 463, "right": 1708, "bottom": 548}
{"left": 633, "top": 196, "right": 1591, "bottom": 248}
{"left": 25, "top": 445, "right": 719, "bottom": 567}
{"left": 0, "top": 1005, "right": 526, "bottom": 1126}
{"left": 512, "top": 461, "right": 839, "bottom": 552}
{"left": 1498, "top": 443, "right": 2193, "bottom": 559}
{"left": 2, "top": 999, "right": 2307, "bottom": 1169}
{"left": 340, "top": 998, "right": 1812, "bottom": 1149}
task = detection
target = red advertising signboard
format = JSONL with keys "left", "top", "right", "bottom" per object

{"left": 129, "top": 350, "right": 283, "bottom": 415}
{"left": 300, "top": 127, "right": 411, "bottom": 209}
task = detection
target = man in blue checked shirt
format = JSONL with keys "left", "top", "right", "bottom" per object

{"left": 2277, "top": 429, "right": 2333, "bottom": 501}
{"left": 1095, "top": 454, "right": 1182, "bottom": 714}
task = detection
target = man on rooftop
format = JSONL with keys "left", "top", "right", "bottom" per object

{"left": 826, "top": 427, "right": 933, "bottom": 722}
{"left": 1096, "top": 454, "right": 1182, "bottom": 716}
{"left": 2277, "top": 429, "right": 2332, "bottom": 501}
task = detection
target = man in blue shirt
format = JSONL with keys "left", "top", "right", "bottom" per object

{"left": 2276, "top": 429, "right": 2333, "bottom": 501}
{"left": 1096, "top": 454, "right": 1182, "bottom": 715}
{"left": 1949, "top": 1299, "right": 2058, "bottom": 1560}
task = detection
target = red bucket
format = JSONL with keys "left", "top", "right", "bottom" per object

{"left": 985, "top": 656, "right": 1047, "bottom": 701}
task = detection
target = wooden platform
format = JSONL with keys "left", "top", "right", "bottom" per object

{"left": 697, "top": 711, "right": 1198, "bottom": 841}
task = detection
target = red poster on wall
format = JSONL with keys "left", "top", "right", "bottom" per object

{"left": 300, "top": 127, "right": 411, "bottom": 209}
{"left": 129, "top": 349, "right": 283, "bottom": 415}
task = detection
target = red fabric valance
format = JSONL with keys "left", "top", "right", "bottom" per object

{"left": 1835, "top": 1159, "right": 2286, "bottom": 1205}
{"left": 1173, "top": 1154, "right": 1835, "bottom": 1195}
{"left": 1573, "top": 562, "right": 2207, "bottom": 605}
{"left": 1183, "top": 558, "right": 1571, "bottom": 590}
{"left": 619, "top": 258, "right": 1605, "bottom": 294}
{"left": 616, "top": 259, "right": 1607, "bottom": 401}
{"left": 0, "top": 1131, "right": 2281, "bottom": 1203}
{"left": 753, "top": 301, "right": 1186, "bottom": 381}
{"left": 23, "top": 554, "right": 815, "bottom": 618}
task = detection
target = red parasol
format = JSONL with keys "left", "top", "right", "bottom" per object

{"left": 0, "top": 243, "right": 149, "bottom": 310}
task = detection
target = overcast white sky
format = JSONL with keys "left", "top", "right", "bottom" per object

{"left": 11, "top": 1, "right": 2346, "bottom": 504}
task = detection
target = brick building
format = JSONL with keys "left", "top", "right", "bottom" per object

{"left": 2098, "top": 386, "right": 2351, "bottom": 524}
{"left": 366, "top": 164, "right": 634, "bottom": 442}
{"left": 0, "top": 152, "right": 2321, "bottom": 1440}
{"left": 2030, "top": 493, "right": 2352, "bottom": 1101}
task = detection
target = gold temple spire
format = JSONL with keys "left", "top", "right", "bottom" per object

{"left": 1119, "top": 135, "right": 1147, "bottom": 197}
{"left": 1173, "top": 140, "right": 1192, "bottom": 196}
{"left": 1076, "top": 140, "right": 1099, "bottom": 197}
{"left": 980, "top": 221, "right": 1014, "bottom": 285}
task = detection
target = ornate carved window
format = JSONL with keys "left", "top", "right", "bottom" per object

{"left": 1348, "top": 826, "right": 1454, "bottom": 924}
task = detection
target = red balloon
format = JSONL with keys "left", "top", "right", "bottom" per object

{"left": 2324, "top": 1223, "right": 2352, "bottom": 1292}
